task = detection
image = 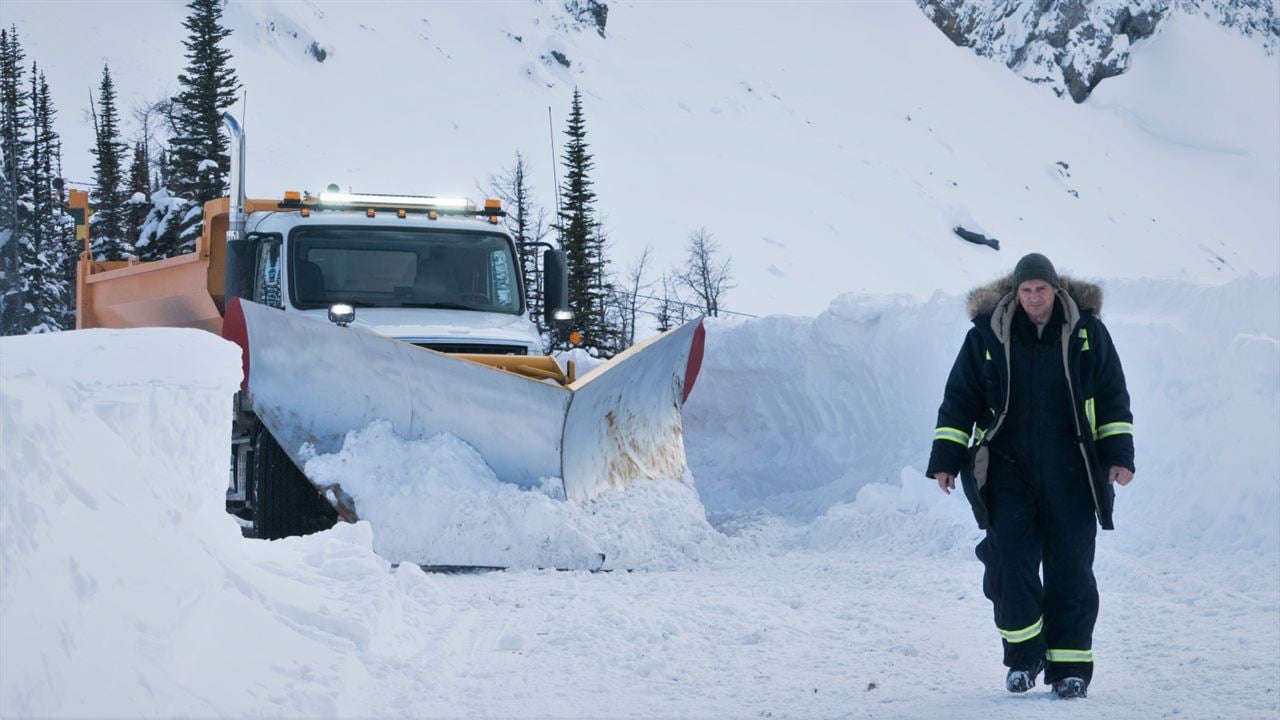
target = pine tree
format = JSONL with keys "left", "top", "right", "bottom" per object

{"left": 25, "top": 65, "right": 75, "bottom": 331}
{"left": 90, "top": 64, "right": 130, "bottom": 260}
{"left": 53, "top": 127, "right": 77, "bottom": 319}
{"left": 162, "top": 0, "right": 240, "bottom": 256}
{"left": 125, "top": 141, "right": 150, "bottom": 242}
{"left": 153, "top": 147, "right": 170, "bottom": 192}
{"left": 590, "top": 220, "right": 620, "bottom": 353}
{"left": 0, "top": 27, "right": 32, "bottom": 335}
{"left": 488, "top": 151, "right": 550, "bottom": 338}
{"left": 555, "top": 88, "right": 613, "bottom": 354}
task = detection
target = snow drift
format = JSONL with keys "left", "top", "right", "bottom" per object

{"left": 684, "top": 276, "right": 1280, "bottom": 554}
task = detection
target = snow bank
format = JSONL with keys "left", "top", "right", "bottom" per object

{"left": 0, "top": 330, "right": 421, "bottom": 717}
{"left": 685, "top": 276, "right": 1280, "bottom": 555}
{"left": 684, "top": 292, "right": 964, "bottom": 521}
{"left": 302, "top": 421, "right": 730, "bottom": 570}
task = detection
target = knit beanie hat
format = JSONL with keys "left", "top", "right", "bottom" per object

{"left": 1013, "top": 253, "right": 1060, "bottom": 288}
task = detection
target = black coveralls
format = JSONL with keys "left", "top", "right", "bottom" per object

{"left": 927, "top": 287, "right": 1134, "bottom": 687}
{"left": 981, "top": 302, "right": 1098, "bottom": 682}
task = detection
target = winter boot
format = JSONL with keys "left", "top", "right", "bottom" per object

{"left": 1005, "top": 658, "right": 1045, "bottom": 693}
{"left": 1052, "top": 677, "right": 1088, "bottom": 699}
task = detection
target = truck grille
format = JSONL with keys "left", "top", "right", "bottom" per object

{"left": 412, "top": 343, "right": 528, "bottom": 355}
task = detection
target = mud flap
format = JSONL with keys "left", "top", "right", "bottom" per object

{"left": 224, "top": 298, "right": 705, "bottom": 514}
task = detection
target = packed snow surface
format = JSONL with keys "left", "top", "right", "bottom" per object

{"left": 3, "top": 277, "right": 1277, "bottom": 718}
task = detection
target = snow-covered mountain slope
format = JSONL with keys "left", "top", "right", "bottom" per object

{"left": 917, "top": 0, "right": 1276, "bottom": 102}
{"left": 6, "top": 1, "right": 1278, "bottom": 317}
{"left": 2, "top": 283, "right": 1277, "bottom": 717}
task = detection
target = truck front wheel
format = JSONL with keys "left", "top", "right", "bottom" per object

{"left": 250, "top": 422, "right": 337, "bottom": 540}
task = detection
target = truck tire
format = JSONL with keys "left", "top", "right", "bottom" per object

{"left": 251, "top": 423, "right": 337, "bottom": 540}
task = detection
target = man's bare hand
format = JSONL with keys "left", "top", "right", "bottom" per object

{"left": 933, "top": 472, "right": 956, "bottom": 494}
{"left": 1109, "top": 466, "right": 1134, "bottom": 486}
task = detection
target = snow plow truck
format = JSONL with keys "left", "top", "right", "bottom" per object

{"left": 75, "top": 114, "right": 706, "bottom": 558}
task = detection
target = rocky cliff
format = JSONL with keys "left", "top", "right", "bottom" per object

{"left": 918, "top": 0, "right": 1277, "bottom": 101}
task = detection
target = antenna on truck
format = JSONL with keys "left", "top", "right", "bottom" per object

{"left": 548, "top": 105, "right": 562, "bottom": 247}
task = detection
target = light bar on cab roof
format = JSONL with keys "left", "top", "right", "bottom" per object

{"left": 317, "top": 191, "right": 470, "bottom": 210}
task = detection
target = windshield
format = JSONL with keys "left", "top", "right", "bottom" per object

{"left": 288, "top": 226, "right": 522, "bottom": 314}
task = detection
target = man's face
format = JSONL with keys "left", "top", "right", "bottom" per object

{"left": 1017, "top": 279, "right": 1055, "bottom": 324}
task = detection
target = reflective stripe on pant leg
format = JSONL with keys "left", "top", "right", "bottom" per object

{"left": 1046, "top": 648, "right": 1093, "bottom": 662}
{"left": 998, "top": 615, "right": 1044, "bottom": 643}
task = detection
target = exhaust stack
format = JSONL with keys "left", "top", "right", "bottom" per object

{"left": 221, "top": 112, "right": 252, "bottom": 307}
{"left": 222, "top": 112, "right": 246, "bottom": 238}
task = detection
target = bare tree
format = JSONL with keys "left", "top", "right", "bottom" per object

{"left": 674, "top": 227, "right": 733, "bottom": 317}
{"left": 614, "top": 244, "right": 652, "bottom": 347}
{"left": 654, "top": 270, "right": 678, "bottom": 332}
{"left": 123, "top": 95, "right": 175, "bottom": 192}
{"left": 484, "top": 152, "right": 550, "bottom": 337}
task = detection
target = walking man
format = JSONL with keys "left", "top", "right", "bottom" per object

{"left": 927, "top": 253, "right": 1135, "bottom": 699}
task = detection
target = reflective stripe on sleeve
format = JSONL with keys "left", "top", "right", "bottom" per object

{"left": 1079, "top": 328, "right": 1090, "bottom": 351}
{"left": 1046, "top": 648, "right": 1093, "bottom": 663}
{"left": 933, "top": 427, "right": 971, "bottom": 447}
{"left": 997, "top": 616, "right": 1043, "bottom": 643}
{"left": 1096, "top": 422, "right": 1133, "bottom": 440}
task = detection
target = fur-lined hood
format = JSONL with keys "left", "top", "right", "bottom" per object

{"left": 966, "top": 274, "right": 1104, "bottom": 320}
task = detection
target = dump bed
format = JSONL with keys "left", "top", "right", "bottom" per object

{"left": 76, "top": 198, "right": 282, "bottom": 332}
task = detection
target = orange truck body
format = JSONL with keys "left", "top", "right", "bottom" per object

{"left": 75, "top": 197, "right": 284, "bottom": 333}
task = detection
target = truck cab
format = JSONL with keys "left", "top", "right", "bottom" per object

{"left": 244, "top": 202, "right": 543, "bottom": 355}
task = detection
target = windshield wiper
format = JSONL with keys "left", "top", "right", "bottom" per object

{"left": 395, "top": 302, "right": 483, "bottom": 311}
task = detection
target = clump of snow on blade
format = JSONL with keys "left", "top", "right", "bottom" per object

{"left": 302, "top": 421, "right": 732, "bottom": 570}
{"left": 555, "top": 346, "right": 608, "bottom": 376}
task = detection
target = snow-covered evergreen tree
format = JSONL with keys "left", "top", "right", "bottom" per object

{"left": 26, "top": 65, "right": 75, "bottom": 331}
{"left": 125, "top": 141, "right": 150, "bottom": 245}
{"left": 153, "top": 147, "right": 169, "bottom": 193}
{"left": 155, "top": 0, "right": 239, "bottom": 257}
{"left": 89, "top": 63, "right": 130, "bottom": 260}
{"left": 0, "top": 26, "right": 32, "bottom": 335}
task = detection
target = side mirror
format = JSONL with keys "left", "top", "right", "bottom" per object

{"left": 328, "top": 303, "right": 355, "bottom": 327}
{"left": 542, "top": 249, "right": 573, "bottom": 327}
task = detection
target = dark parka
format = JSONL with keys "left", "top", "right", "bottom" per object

{"left": 926, "top": 275, "right": 1135, "bottom": 530}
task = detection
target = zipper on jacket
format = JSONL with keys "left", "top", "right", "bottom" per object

{"left": 1062, "top": 322, "right": 1102, "bottom": 518}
